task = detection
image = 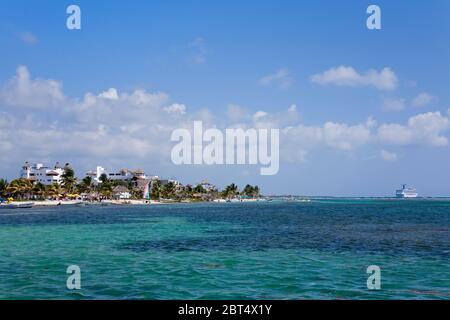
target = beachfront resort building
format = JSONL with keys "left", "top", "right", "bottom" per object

{"left": 85, "top": 166, "right": 148, "bottom": 184}
{"left": 198, "top": 179, "right": 216, "bottom": 193}
{"left": 85, "top": 166, "right": 169, "bottom": 198}
{"left": 20, "top": 162, "right": 66, "bottom": 185}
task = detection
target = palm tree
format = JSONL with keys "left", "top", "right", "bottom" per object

{"left": 243, "top": 184, "right": 253, "bottom": 197}
{"left": 78, "top": 176, "right": 93, "bottom": 194}
{"left": 221, "top": 183, "right": 239, "bottom": 198}
{"left": 98, "top": 174, "right": 112, "bottom": 199}
{"left": 161, "top": 181, "right": 176, "bottom": 199}
{"left": 194, "top": 184, "right": 207, "bottom": 194}
{"left": 253, "top": 185, "right": 260, "bottom": 197}
{"left": 151, "top": 179, "right": 161, "bottom": 200}
{"left": 61, "top": 165, "right": 77, "bottom": 194}
{"left": 5, "top": 180, "right": 20, "bottom": 199}
{"left": 47, "top": 183, "right": 63, "bottom": 200}
{"left": 33, "top": 182, "right": 47, "bottom": 200}
{"left": 6, "top": 178, "right": 33, "bottom": 200}
{"left": 99, "top": 185, "right": 112, "bottom": 199}
{"left": 127, "top": 179, "right": 134, "bottom": 193}
{"left": 99, "top": 173, "right": 109, "bottom": 184}
{"left": 175, "top": 184, "right": 192, "bottom": 200}
{"left": 242, "top": 184, "right": 260, "bottom": 198}
{"left": 0, "top": 179, "right": 8, "bottom": 198}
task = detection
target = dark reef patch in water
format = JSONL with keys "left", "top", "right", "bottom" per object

{"left": 116, "top": 225, "right": 450, "bottom": 258}
{"left": 2, "top": 201, "right": 450, "bottom": 258}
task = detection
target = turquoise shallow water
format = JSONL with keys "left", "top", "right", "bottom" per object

{"left": 0, "top": 199, "right": 449, "bottom": 299}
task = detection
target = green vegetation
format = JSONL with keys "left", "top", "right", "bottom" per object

{"left": 221, "top": 183, "right": 239, "bottom": 198}
{"left": 61, "top": 165, "right": 77, "bottom": 194}
{"left": 0, "top": 165, "right": 261, "bottom": 202}
{"left": 150, "top": 179, "right": 161, "bottom": 200}
{"left": 160, "top": 181, "right": 176, "bottom": 199}
{"left": 194, "top": 184, "right": 207, "bottom": 193}
{"left": 79, "top": 176, "right": 93, "bottom": 193}
{"left": 0, "top": 179, "right": 8, "bottom": 198}
{"left": 6, "top": 178, "right": 33, "bottom": 200}
{"left": 98, "top": 173, "right": 113, "bottom": 199}
{"left": 242, "top": 184, "right": 260, "bottom": 198}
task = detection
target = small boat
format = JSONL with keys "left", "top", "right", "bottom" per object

{"left": 0, "top": 202, "right": 34, "bottom": 209}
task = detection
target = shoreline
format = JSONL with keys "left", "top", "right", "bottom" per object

{"left": 27, "top": 199, "right": 166, "bottom": 207}
{"left": 26, "top": 198, "right": 264, "bottom": 207}
{"left": 5, "top": 197, "right": 448, "bottom": 210}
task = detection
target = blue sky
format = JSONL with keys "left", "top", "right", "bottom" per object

{"left": 1, "top": 0, "right": 450, "bottom": 196}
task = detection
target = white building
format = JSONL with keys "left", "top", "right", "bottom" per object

{"left": 112, "top": 185, "right": 132, "bottom": 200}
{"left": 198, "top": 179, "right": 216, "bottom": 192}
{"left": 20, "top": 162, "right": 65, "bottom": 185}
{"left": 86, "top": 166, "right": 148, "bottom": 184}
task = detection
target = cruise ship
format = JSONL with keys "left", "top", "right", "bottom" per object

{"left": 396, "top": 184, "right": 418, "bottom": 198}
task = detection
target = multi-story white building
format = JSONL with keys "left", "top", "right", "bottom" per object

{"left": 20, "top": 162, "right": 65, "bottom": 185}
{"left": 85, "top": 166, "right": 149, "bottom": 184}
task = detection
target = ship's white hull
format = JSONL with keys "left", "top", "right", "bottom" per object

{"left": 396, "top": 185, "right": 418, "bottom": 198}
{"left": 396, "top": 193, "right": 418, "bottom": 198}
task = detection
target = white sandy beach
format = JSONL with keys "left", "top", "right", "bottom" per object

{"left": 29, "top": 199, "right": 166, "bottom": 206}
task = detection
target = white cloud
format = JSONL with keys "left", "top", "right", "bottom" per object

{"left": 281, "top": 118, "right": 373, "bottom": 159}
{"left": 381, "top": 150, "right": 398, "bottom": 162}
{"left": 253, "top": 111, "right": 268, "bottom": 119}
{"left": 0, "top": 65, "right": 65, "bottom": 108}
{"left": 412, "top": 92, "right": 434, "bottom": 108}
{"left": 377, "top": 124, "right": 414, "bottom": 145}
{"left": 98, "top": 88, "right": 119, "bottom": 100}
{"left": 408, "top": 111, "right": 450, "bottom": 146}
{"left": 378, "top": 112, "right": 450, "bottom": 147}
{"left": 163, "top": 103, "right": 186, "bottom": 114}
{"left": 382, "top": 97, "right": 405, "bottom": 112}
{"left": 19, "top": 32, "right": 38, "bottom": 45}
{"left": 311, "top": 65, "right": 398, "bottom": 90}
{"left": 281, "top": 111, "right": 450, "bottom": 164}
{"left": 322, "top": 122, "right": 372, "bottom": 150}
{"left": 259, "top": 69, "right": 292, "bottom": 88}
{"left": 72, "top": 88, "right": 170, "bottom": 127}
{"left": 1, "top": 66, "right": 449, "bottom": 172}
{"left": 250, "top": 104, "right": 300, "bottom": 129}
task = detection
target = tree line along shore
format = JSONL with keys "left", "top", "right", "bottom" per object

{"left": 0, "top": 165, "right": 261, "bottom": 203}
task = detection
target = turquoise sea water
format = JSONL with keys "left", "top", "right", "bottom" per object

{"left": 0, "top": 199, "right": 449, "bottom": 300}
